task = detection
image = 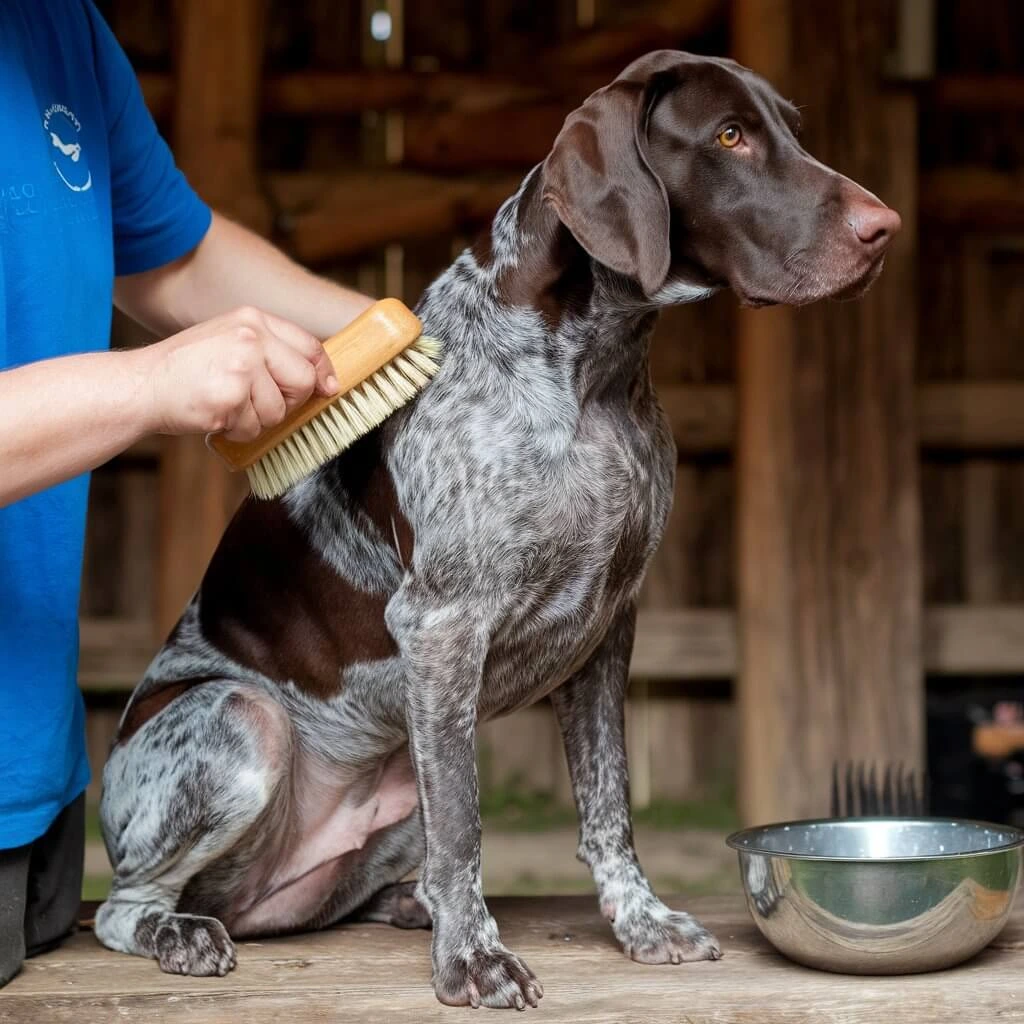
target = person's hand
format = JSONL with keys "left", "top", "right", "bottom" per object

{"left": 130, "top": 306, "right": 339, "bottom": 441}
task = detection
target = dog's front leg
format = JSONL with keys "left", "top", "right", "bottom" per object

{"left": 551, "top": 605, "right": 722, "bottom": 965}
{"left": 388, "top": 587, "right": 543, "bottom": 1010}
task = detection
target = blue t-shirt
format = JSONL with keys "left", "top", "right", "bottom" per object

{"left": 0, "top": 0, "right": 211, "bottom": 848}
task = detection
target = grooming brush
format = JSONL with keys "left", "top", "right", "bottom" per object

{"left": 207, "top": 298, "right": 440, "bottom": 500}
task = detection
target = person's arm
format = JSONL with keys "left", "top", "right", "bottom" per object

{"left": 0, "top": 307, "right": 337, "bottom": 508}
{"left": 114, "top": 212, "right": 376, "bottom": 339}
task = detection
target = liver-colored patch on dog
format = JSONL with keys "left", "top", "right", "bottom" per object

{"left": 198, "top": 436, "right": 408, "bottom": 700}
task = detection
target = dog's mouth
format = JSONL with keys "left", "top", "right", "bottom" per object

{"left": 735, "top": 252, "right": 888, "bottom": 309}
{"left": 828, "top": 254, "right": 887, "bottom": 302}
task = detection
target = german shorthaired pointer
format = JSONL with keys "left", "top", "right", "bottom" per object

{"left": 97, "top": 50, "right": 899, "bottom": 1008}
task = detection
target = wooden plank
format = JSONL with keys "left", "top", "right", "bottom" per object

{"left": 659, "top": 385, "right": 735, "bottom": 453}
{"left": 921, "top": 169, "right": 1024, "bottom": 231}
{"left": 632, "top": 607, "right": 1024, "bottom": 678}
{"left": 931, "top": 75, "right": 1024, "bottom": 111}
{"left": 135, "top": 3, "right": 730, "bottom": 125}
{"left": 924, "top": 605, "right": 1024, "bottom": 674}
{"left": 959, "top": 237, "right": 1024, "bottom": 602}
{"left": 137, "top": 67, "right": 602, "bottom": 125}
{"left": 78, "top": 618, "right": 157, "bottom": 690}
{"left": 659, "top": 381, "right": 1024, "bottom": 451}
{"left": 4, "top": 896, "right": 1023, "bottom": 1022}
{"left": 963, "top": 237, "right": 1005, "bottom": 605}
{"left": 171, "top": 0, "right": 269, "bottom": 228}
{"left": 78, "top": 604, "right": 1024, "bottom": 691}
{"left": 733, "top": 0, "right": 923, "bottom": 825}
{"left": 548, "top": 0, "right": 723, "bottom": 69}
{"left": 115, "top": 435, "right": 164, "bottom": 460}
{"left": 631, "top": 609, "right": 737, "bottom": 679}
{"left": 268, "top": 171, "right": 521, "bottom": 264}
{"left": 918, "top": 382, "right": 1024, "bottom": 450}
{"left": 404, "top": 102, "right": 568, "bottom": 171}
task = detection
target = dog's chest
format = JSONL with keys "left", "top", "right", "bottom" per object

{"left": 390, "top": 349, "right": 674, "bottom": 704}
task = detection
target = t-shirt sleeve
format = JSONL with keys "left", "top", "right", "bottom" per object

{"left": 82, "top": 0, "right": 212, "bottom": 276}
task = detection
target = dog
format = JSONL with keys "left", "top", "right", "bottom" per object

{"left": 96, "top": 50, "right": 899, "bottom": 1009}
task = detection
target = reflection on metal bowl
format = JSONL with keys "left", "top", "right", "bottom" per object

{"left": 726, "top": 818, "right": 1024, "bottom": 974}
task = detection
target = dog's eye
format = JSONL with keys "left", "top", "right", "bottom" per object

{"left": 717, "top": 125, "right": 742, "bottom": 148}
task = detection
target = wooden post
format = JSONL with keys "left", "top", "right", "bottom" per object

{"left": 734, "top": 0, "right": 923, "bottom": 824}
{"left": 156, "top": 0, "right": 269, "bottom": 636}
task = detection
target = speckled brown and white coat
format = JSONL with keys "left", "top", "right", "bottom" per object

{"left": 95, "top": 50, "right": 899, "bottom": 1009}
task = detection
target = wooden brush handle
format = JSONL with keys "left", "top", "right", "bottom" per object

{"left": 207, "top": 298, "right": 422, "bottom": 471}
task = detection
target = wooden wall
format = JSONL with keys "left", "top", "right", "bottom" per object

{"left": 81, "top": 0, "right": 1024, "bottom": 812}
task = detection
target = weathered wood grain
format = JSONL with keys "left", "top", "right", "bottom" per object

{"left": 921, "top": 168, "right": 1024, "bottom": 230}
{"left": 155, "top": 0, "right": 267, "bottom": 636}
{"left": 733, "top": 0, "right": 924, "bottom": 824}
{"left": 267, "top": 170, "right": 521, "bottom": 264}
{"left": 2, "top": 896, "right": 1021, "bottom": 1023}
{"left": 79, "top": 604, "right": 1024, "bottom": 691}
{"left": 658, "top": 382, "right": 1024, "bottom": 453}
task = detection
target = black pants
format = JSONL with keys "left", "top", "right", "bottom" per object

{"left": 0, "top": 794, "right": 84, "bottom": 987}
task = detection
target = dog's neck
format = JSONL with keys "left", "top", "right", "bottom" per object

{"left": 424, "top": 166, "right": 710, "bottom": 405}
{"left": 421, "top": 170, "right": 641, "bottom": 405}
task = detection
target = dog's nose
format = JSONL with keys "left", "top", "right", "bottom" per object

{"left": 847, "top": 200, "right": 901, "bottom": 248}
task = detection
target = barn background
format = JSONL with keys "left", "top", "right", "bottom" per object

{"left": 80, "top": 0, "right": 1024, "bottom": 898}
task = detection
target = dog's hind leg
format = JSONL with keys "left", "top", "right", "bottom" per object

{"left": 352, "top": 880, "right": 431, "bottom": 929}
{"left": 319, "top": 812, "right": 430, "bottom": 930}
{"left": 551, "top": 606, "right": 722, "bottom": 965}
{"left": 96, "top": 682, "right": 292, "bottom": 976}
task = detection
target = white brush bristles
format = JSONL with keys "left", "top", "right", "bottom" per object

{"left": 246, "top": 335, "right": 441, "bottom": 500}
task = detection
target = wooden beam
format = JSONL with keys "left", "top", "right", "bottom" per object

{"left": 156, "top": 0, "right": 267, "bottom": 637}
{"left": 631, "top": 609, "right": 737, "bottom": 679}
{"left": 920, "top": 169, "right": 1024, "bottom": 230}
{"left": 918, "top": 381, "right": 1024, "bottom": 450}
{"left": 79, "top": 618, "right": 157, "bottom": 690}
{"left": 633, "top": 606, "right": 1024, "bottom": 678}
{"left": 547, "top": 0, "right": 723, "bottom": 69}
{"left": 114, "top": 435, "right": 164, "bottom": 461}
{"left": 657, "top": 381, "right": 1024, "bottom": 453}
{"left": 930, "top": 75, "right": 1024, "bottom": 112}
{"left": 733, "top": 0, "right": 923, "bottom": 825}
{"left": 80, "top": 605, "right": 1024, "bottom": 691}
{"left": 140, "top": 70, "right": 540, "bottom": 121}
{"left": 265, "top": 71, "right": 549, "bottom": 116}
{"left": 140, "top": 69, "right": 607, "bottom": 122}
{"left": 138, "top": 72, "right": 173, "bottom": 120}
{"left": 404, "top": 103, "right": 568, "bottom": 171}
{"left": 925, "top": 606, "right": 1024, "bottom": 674}
{"left": 172, "top": 1, "right": 269, "bottom": 229}
{"left": 268, "top": 171, "right": 521, "bottom": 264}
{"left": 134, "top": 1, "right": 728, "bottom": 126}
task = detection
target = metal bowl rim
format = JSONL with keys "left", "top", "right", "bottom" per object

{"left": 725, "top": 816, "right": 1024, "bottom": 862}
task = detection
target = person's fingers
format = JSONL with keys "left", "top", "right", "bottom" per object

{"left": 263, "top": 335, "right": 320, "bottom": 408}
{"left": 221, "top": 398, "right": 262, "bottom": 442}
{"left": 261, "top": 311, "right": 338, "bottom": 397}
{"left": 248, "top": 366, "right": 289, "bottom": 429}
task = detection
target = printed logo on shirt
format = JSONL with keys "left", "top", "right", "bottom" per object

{"left": 42, "top": 104, "right": 92, "bottom": 193}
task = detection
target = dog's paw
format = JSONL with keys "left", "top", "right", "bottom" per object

{"left": 153, "top": 914, "right": 237, "bottom": 976}
{"left": 612, "top": 902, "right": 722, "bottom": 965}
{"left": 434, "top": 942, "right": 544, "bottom": 1010}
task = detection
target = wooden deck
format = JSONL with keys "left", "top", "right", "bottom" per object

{"left": 2, "top": 895, "right": 1022, "bottom": 1022}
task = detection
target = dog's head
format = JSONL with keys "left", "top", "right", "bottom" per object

{"left": 542, "top": 50, "right": 900, "bottom": 306}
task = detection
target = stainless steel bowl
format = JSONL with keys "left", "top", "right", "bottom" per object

{"left": 726, "top": 817, "right": 1024, "bottom": 974}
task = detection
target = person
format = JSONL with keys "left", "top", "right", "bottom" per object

{"left": 0, "top": 0, "right": 375, "bottom": 985}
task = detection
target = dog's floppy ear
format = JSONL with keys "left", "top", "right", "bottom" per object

{"left": 542, "top": 59, "right": 679, "bottom": 296}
